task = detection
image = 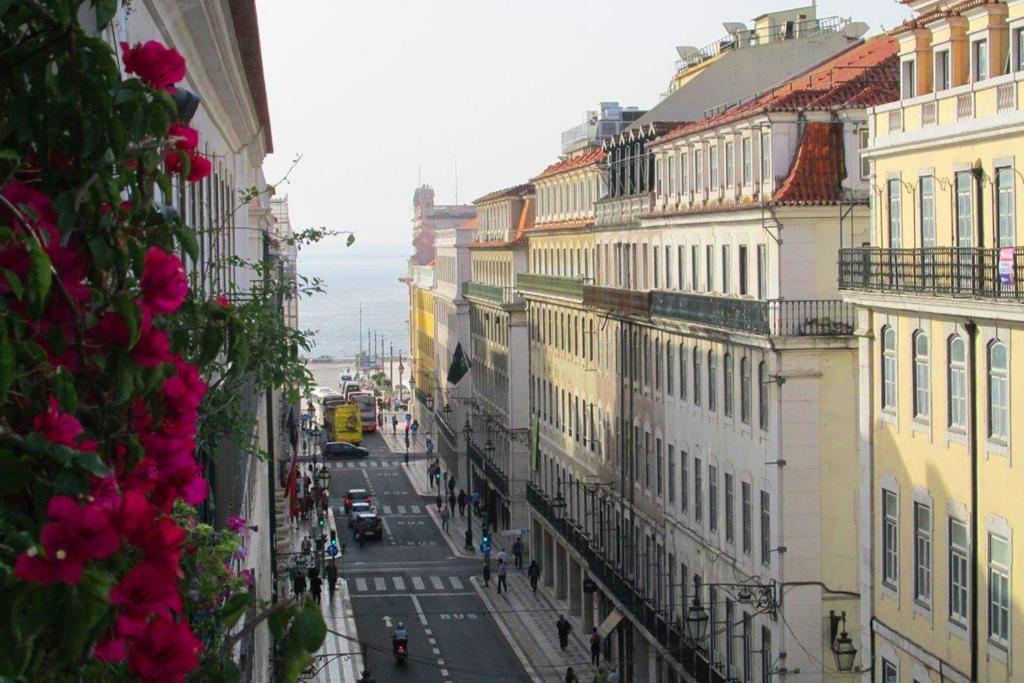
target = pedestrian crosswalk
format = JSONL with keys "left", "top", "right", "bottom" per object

{"left": 378, "top": 504, "right": 423, "bottom": 515}
{"left": 348, "top": 575, "right": 470, "bottom": 594}
{"left": 325, "top": 460, "right": 399, "bottom": 469}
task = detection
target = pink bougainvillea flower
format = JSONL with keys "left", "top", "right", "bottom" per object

{"left": 15, "top": 495, "right": 120, "bottom": 585}
{"left": 161, "top": 360, "right": 207, "bottom": 433}
{"left": 126, "top": 615, "right": 203, "bottom": 683}
{"left": 32, "top": 397, "right": 84, "bottom": 447}
{"left": 110, "top": 560, "right": 184, "bottom": 636}
{"left": 141, "top": 246, "right": 187, "bottom": 314}
{"left": 93, "top": 637, "right": 126, "bottom": 664}
{"left": 1, "top": 179, "right": 57, "bottom": 229}
{"left": 167, "top": 123, "right": 198, "bottom": 151}
{"left": 226, "top": 515, "right": 247, "bottom": 533}
{"left": 132, "top": 312, "right": 172, "bottom": 368}
{"left": 186, "top": 153, "right": 211, "bottom": 182}
{"left": 120, "top": 41, "right": 185, "bottom": 92}
{"left": 215, "top": 295, "right": 230, "bottom": 308}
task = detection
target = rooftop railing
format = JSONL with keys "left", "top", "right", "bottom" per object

{"left": 652, "top": 291, "right": 855, "bottom": 336}
{"left": 516, "top": 273, "right": 585, "bottom": 300}
{"left": 461, "top": 281, "right": 524, "bottom": 306}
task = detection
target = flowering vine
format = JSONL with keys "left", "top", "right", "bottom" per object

{"left": 0, "top": 2, "right": 326, "bottom": 681}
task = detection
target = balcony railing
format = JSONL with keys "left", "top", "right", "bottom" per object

{"left": 583, "top": 285, "right": 652, "bottom": 317}
{"left": 652, "top": 291, "right": 854, "bottom": 336}
{"left": 998, "top": 83, "right": 1017, "bottom": 113}
{"left": 956, "top": 92, "right": 974, "bottom": 120}
{"left": 888, "top": 108, "right": 903, "bottom": 133}
{"left": 839, "top": 247, "right": 1024, "bottom": 299}
{"left": 462, "top": 281, "right": 524, "bottom": 306}
{"left": 516, "top": 273, "right": 585, "bottom": 300}
{"left": 468, "top": 441, "right": 508, "bottom": 497}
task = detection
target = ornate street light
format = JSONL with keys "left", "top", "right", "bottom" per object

{"left": 483, "top": 438, "right": 495, "bottom": 460}
{"left": 443, "top": 402, "right": 452, "bottom": 423}
{"left": 830, "top": 611, "right": 857, "bottom": 672}
{"left": 316, "top": 467, "right": 331, "bottom": 490}
{"left": 685, "top": 576, "right": 709, "bottom": 643}
{"left": 462, "top": 415, "right": 473, "bottom": 549}
{"left": 551, "top": 482, "right": 567, "bottom": 522}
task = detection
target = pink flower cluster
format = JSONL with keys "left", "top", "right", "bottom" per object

{"left": 2, "top": 39, "right": 230, "bottom": 683}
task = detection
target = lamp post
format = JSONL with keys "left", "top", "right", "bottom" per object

{"left": 463, "top": 416, "right": 473, "bottom": 550}
{"left": 398, "top": 360, "right": 405, "bottom": 403}
{"left": 830, "top": 610, "right": 858, "bottom": 673}
{"left": 685, "top": 575, "right": 709, "bottom": 644}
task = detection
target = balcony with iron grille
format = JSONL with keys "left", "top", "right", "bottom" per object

{"left": 652, "top": 291, "right": 855, "bottom": 336}
{"left": 462, "top": 281, "right": 525, "bottom": 307}
{"left": 838, "top": 247, "right": 1024, "bottom": 300}
{"left": 516, "top": 273, "right": 584, "bottom": 301}
{"left": 582, "top": 285, "right": 652, "bottom": 317}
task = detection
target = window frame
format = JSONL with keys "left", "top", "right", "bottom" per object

{"left": 882, "top": 326, "right": 897, "bottom": 412}
{"left": 914, "top": 502, "right": 932, "bottom": 606}
{"left": 913, "top": 330, "right": 930, "bottom": 421}
{"left": 882, "top": 488, "right": 899, "bottom": 589}
{"left": 987, "top": 340, "right": 1009, "bottom": 443}
{"left": 988, "top": 533, "right": 1010, "bottom": 647}
{"left": 949, "top": 517, "right": 969, "bottom": 626}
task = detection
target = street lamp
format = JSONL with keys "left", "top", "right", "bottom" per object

{"left": 685, "top": 576, "right": 709, "bottom": 643}
{"left": 830, "top": 611, "right": 858, "bottom": 672}
{"left": 462, "top": 416, "right": 473, "bottom": 550}
{"left": 551, "top": 482, "right": 567, "bottom": 523}
{"left": 316, "top": 467, "right": 331, "bottom": 491}
{"left": 483, "top": 438, "right": 495, "bottom": 460}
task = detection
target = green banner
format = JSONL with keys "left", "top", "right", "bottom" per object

{"left": 530, "top": 412, "right": 539, "bottom": 471}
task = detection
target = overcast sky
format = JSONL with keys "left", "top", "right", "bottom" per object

{"left": 254, "top": 0, "right": 911, "bottom": 259}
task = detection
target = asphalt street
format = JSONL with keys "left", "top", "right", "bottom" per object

{"left": 325, "top": 429, "right": 530, "bottom": 683}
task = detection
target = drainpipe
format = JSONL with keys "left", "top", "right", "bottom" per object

{"left": 772, "top": 346, "right": 787, "bottom": 676}
{"left": 965, "top": 320, "right": 979, "bottom": 682}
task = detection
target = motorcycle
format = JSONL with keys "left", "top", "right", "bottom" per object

{"left": 393, "top": 638, "right": 408, "bottom": 664}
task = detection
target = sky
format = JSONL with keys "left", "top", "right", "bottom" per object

{"left": 254, "top": 0, "right": 912, "bottom": 259}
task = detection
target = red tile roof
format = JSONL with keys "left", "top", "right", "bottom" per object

{"left": 655, "top": 36, "right": 899, "bottom": 145}
{"left": 458, "top": 217, "right": 479, "bottom": 230}
{"left": 472, "top": 182, "right": 534, "bottom": 205}
{"left": 527, "top": 217, "right": 596, "bottom": 233}
{"left": 772, "top": 122, "right": 846, "bottom": 205}
{"left": 532, "top": 148, "right": 606, "bottom": 181}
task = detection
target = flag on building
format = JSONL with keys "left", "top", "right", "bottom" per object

{"left": 447, "top": 342, "right": 471, "bottom": 385}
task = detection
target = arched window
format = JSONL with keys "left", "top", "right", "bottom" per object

{"left": 913, "top": 331, "right": 930, "bottom": 420}
{"left": 724, "top": 352, "right": 734, "bottom": 418}
{"left": 881, "top": 326, "right": 897, "bottom": 411}
{"left": 758, "top": 361, "right": 769, "bottom": 430}
{"left": 707, "top": 350, "right": 717, "bottom": 412}
{"left": 693, "top": 348, "right": 702, "bottom": 406}
{"left": 947, "top": 335, "right": 966, "bottom": 430}
{"left": 740, "top": 357, "right": 751, "bottom": 424}
{"left": 988, "top": 340, "right": 1009, "bottom": 441}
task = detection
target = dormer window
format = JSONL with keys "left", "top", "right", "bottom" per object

{"left": 935, "top": 49, "right": 950, "bottom": 91}
{"left": 973, "top": 38, "right": 989, "bottom": 81}
{"left": 901, "top": 58, "right": 917, "bottom": 99}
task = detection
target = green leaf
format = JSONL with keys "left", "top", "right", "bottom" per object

{"left": 73, "top": 451, "right": 112, "bottom": 478}
{"left": 282, "top": 635, "right": 311, "bottom": 683}
{"left": 52, "top": 367, "right": 78, "bottom": 412}
{"left": 93, "top": 0, "right": 117, "bottom": 28}
{"left": 292, "top": 602, "right": 326, "bottom": 653}
{"left": 115, "top": 361, "right": 135, "bottom": 404}
{"left": 199, "top": 325, "right": 223, "bottom": 366}
{"left": 175, "top": 222, "right": 199, "bottom": 261}
{"left": 267, "top": 606, "right": 290, "bottom": 642}
{"left": 24, "top": 237, "right": 51, "bottom": 319}
{"left": 346, "top": 233, "right": 356, "bottom": 247}
{"left": 218, "top": 592, "right": 250, "bottom": 632}
{"left": 114, "top": 295, "right": 140, "bottom": 346}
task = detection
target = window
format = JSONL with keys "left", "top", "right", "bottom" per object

{"left": 667, "top": 157, "right": 675, "bottom": 195}
{"left": 902, "top": 58, "right": 916, "bottom": 98}
{"left": 709, "top": 465, "right": 718, "bottom": 532}
{"left": 694, "top": 457, "right": 703, "bottom": 524}
{"left": 694, "top": 149, "right": 704, "bottom": 192}
{"left": 956, "top": 173, "right": 974, "bottom": 247}
{"left": 680, "top": 153, "right": 689, "bottom": 195}
{"left": 665, "top": 246, "right": 672, "bottom": 288}
{"left": 996, "top": 167, "right": 1014, "bottom": 247}
{"left": 882, "top": 659, "right": 897, "bottom": 683}
{"left": 989, "top": 534, "right": 1010, "bottom": 646}
{"left": 694, "top": 348, "right": 702, "bottom": 406}
{"left": 679, "top": 343, "right": 688, "bottom": 401}
{"left": 949, "top": 518, "right": 969, "bottom": 624}
{"left": 1018, "top": 28, "right": 1024, "bottom": 72}
{"left": 738, "top": 245, "right": 748, "bottom": 296}
{"left": 742, "top": 482, "right": 752, "bottom": 555}
{"left": 667, "top": 445, "right": 676, "bottom": 505}
{"left": 949, "top": 335, "right": 967, "bottom": 430}
{"left": 709, "top": 145, "right": 719, "bottom": 188}
{"left": 725, "top": 473, "right": 735, "bottom": 543}
{"left": 706, "top": 245, "right": 714, "bottom": 292}
{"left": 760, "top": 132, "right": 771, "bottom": 183}
{"left": 882, "top": 489, "right": 899, "bottom": 588}
{"left": 888, "top": 179, "right": 902, "bottom": 248}
{"left": 677, "top": 245, "right": 685, "bottom": 290}
{"left": 761, "top": 626, "right": 772, "bottom": 683}
{"left": 724, "top": 352, "right": 734, "bottom": 418}
{"left": 935, "top": 49, "right": 950, "bottom": 91}
{"left": 758, "top": 361, "right": 769, "bottom": 430}
{"left": 725, "top": 141, "right": 735, "bottom": 188}
{"left": 920, "top": 176, "right": 936, "bottom": 247}
{"left": 722, "top": 245, "right": 731, "bottom": 294}
{"left": 692, "top": 245, "right": 700, "bottom": 290}
{"left": 742, "top": 138, "right": 752, "bottom": 185}
{"left": 680, "top": 450, "right": 688, "bottom": 514}
{"left": 725, "top": 600, "right": 736, "bottom": 677}
{"left": 656, "top": 438, "right": 663, "bottom": 497}
{"left": 881, "top": 326, "right": 897, "bottom": 411}
{"left": 666, "top": 343, "right": 674, "bottom": 396}
{"left": 740, "top": 357, "right": 751, "bottom": 424}
{"left": 973, "top": 38, "right": 989, "bottom": 81}
{"left": 655, "top": 339, "right": 662, "bottom": 390}
{"left": 742, "top": 612, "right": 752, "bottom": 683}
{"left": 707, "top": 350, "right": 717, "bottom": 412}
{"left": 913, "top": 331, "right": 930, "bottom": 420}
{"left": 914, "top": 503, "right": 932, "bottom": 605}
{"left": 859, "top": 128, "right": 870, "bottom": 180}
{"left": 756, "top": 244, "right": 767, "bottom": 299}
{"left": 988, "top": 341, "right": 1009, "bottom": 441}
{"left": 760, "top": 491, "right": 770, "bottom": 566}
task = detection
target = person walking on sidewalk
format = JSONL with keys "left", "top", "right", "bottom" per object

{"left": 391, "top": 414, "right": 398, "bottom": 434}
{"left": 589, "top": 628, "right": 601, "bottom": 666}
{"left": 512, "top": 536, "right": 524, "bottom": 569}
{"left": 564, "top": 666, "right": 578, "bottom": 683}
{"left": 482, "top": 561, "right": 491, "bottom": 587}
{"left": 309, "top": 572, "right": 323, "bottom": 605}
{"left": 441, "top": 505, "right": 450, "bottom": 533}
{"left": 556, "top": 615, "right": 572, "bottom": 651}
{"left": 528, "top": 559, "right": 541, "bottom": 592}
{"left": 292, "top": 568, "right": 306, "bottom": 598}
{"left": 448, "top": 490, "right": 456, "bottom": 513}
{"left": 425, "top": 436, "right": 433, "bottom": 458}
{"left": 496, "top": 559, "right": 508, "bottom": 594}
{"left": 457, "top": 489, "right": 466, "bottom": 516}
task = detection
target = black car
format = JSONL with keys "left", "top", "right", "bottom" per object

{"left": 352, "top": 513, "right": 383, "bottom": 539}
{"left": 324, "top": 441, "right": 369, "bottom": 459}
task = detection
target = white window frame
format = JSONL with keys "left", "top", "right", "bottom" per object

{"left": 949, "top": 335, "right": 967, "bottom": 431}
{"left": 949, "top": 517, "right": 969, "bottom": 626}
{"left": 882, "top": 488, "right": 899, "bottom": 589}
{"left": 914, "top": 502, "right": 932, "bottom": 606}
{"left": 913, "top": 330, "right": 930, "bottom": 421}
{"left": 882, "top": 326, "right": 897, "bottom": 412}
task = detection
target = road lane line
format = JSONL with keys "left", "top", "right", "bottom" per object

{"left": 411, "top": 576, "right": 425, "bottom": 590}
{"left": 470, "top": 575, "right": 538, "bottom": 681}
{"left": 410, "top": 594, "right": 429, "bottom": 626}
{"left": 430, "top": 576, "right": 444, "bottom": 590}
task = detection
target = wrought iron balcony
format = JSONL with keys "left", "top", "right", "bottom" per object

{"left": 839, "top": 247, "right": 1024, "bottom": 300}
{"left": 462, "top": 281, "right": 524, "bottom": 306}
{"left": 652, "top": 291, "right": 855, "bottom": 336}
{"left": 468, "top": 441, "right": 508, "bottom": 497}
{"left": 516, "top": 273, "right": 584, "bottom": 300}
{"left": 582, "top": 285, "right": 652, "bottom": 317}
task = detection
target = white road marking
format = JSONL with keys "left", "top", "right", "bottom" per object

{"left": 410, "top": 594, "right": 429, "bottom": 626}
{"left": 373, "top": 577, "right": 386, "bottom": 591}
{"left": 397, "top": 505, "right": 407, "bottom": 515}
{"left": 355, "top": 578, "right": 367, "bottom": 592}
{"left": 411, "top": 576, "right": 425, "bottom": 590}
{"left": 430, "top": 576, "right": 444, "bottom": 590}
{"left": 410, "top": 505, "right": 422, "bottom": 514}
{"left": 449, "top": 577, "right": 464, "bottom": 590}
{"left": 393, "top": 576, "right": 406, "bottom": 591}
{"left": 382, "top": 505, "right": 393, "bottom": 515}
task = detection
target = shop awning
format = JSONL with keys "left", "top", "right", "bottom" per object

{"left": 596, "top": 608, "right": 625, "bottom": 639}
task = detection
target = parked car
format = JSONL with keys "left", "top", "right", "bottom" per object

{"left": 343, "top": 488, "right": 372, "bottom": 513}
{"left": 353, "top": 513, "right": 383, "bottom": 539}
{"left": 324, "top": 441, "right": 369, "bottom": 459}
{"left": 348, "top": 501, "right": 374, "bottom": 527}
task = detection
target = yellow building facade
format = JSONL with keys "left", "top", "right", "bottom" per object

{"left": 409, "top": 273, "right": 436, "bottom": 412}
{"left": 843, "top": 2, "right": 1024, "bottom": 681}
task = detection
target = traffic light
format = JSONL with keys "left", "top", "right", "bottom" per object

{"left": 328, "top": 538, "right": 340, "bottom": 558}
{"left": 480, "top": 530, "right": 491, "bottom": 555}
{"left": 318, "top": 514, "right": 325, "bottom": 528}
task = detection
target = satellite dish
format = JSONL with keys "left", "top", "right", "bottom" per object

{"left": 723, "top": 22, "right": 747, "bottom": 36}
{"left": 676, "top": 45, "right": 699, "bottom": 60}
{"left": 843, "top": 22, "right": 870, "bottom": 39}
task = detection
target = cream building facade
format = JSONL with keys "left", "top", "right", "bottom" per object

{"left": 843, "top": 2, "right": 1024, "bottom": 681}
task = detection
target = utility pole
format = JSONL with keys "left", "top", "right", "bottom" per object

{"left": 358, "top": 302, "right": 363, "bottom": 365}
{"left": 390, "top": 343, "right": 394, "bottom": 393}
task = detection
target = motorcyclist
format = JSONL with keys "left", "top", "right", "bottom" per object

{"left": 392, "top": 622, "right": 408, "bottom": 655}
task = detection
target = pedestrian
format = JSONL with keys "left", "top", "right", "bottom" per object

{"left": 411, "top": 419, "right": 419, "bottom": 440}
{"left": 309, "top": 572, "right": 323, "bottom": 605}
{"left": 496, "top": 559, "right": 508, "bottom": 594}
{"left": 564, "top": 666, "right": 578, "bottom": 683}
{"left": 589, "top": 628, "right": 601, "bottom": 667}
{"left": 556, "top": 615, "right": 572, "bottom": 651}
{"left": 326, "top": 562, "right": 338, "bottom": 595}
{"left": 512, "top": 536, "right": 524, "bottom": 569}
{"left": 441, "top": 505, "right": 450, "bottom": 533}
{"left": 457, "top": 490, "right": 466, "bottom": 516}
{"left": 293, "top": 569, "right": 306, "bottom": 597}
{"left": 428, "top": 461, "right": 435, "bottom": 481}
{"left": 482, "top": 561, "right": 491, "bottom": 587}
{"left": 301, "top": 535, "right": 312, "bottom": 555}
{"left": 448, "top": 474, "right": 456, "bottom": 493}
{"left": 606, "top": 666, "right": 620, "bottom": 683}
{"left": 496, "top": 548, "right": 508, "bottom": 565}
{"left": 391, "top": 414, "right": 398, "bottom": 434}
{"left": 435, "top": 492, "right": 443, "bottom": 512}
{"left": 425, "top": 436, "right": 433, "bottom": 457}
{"left": 528, "top": 560, "right": 540, "bottom": 592}
{"left": 448, "top": 491, "right": 456, "bottom": 513}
